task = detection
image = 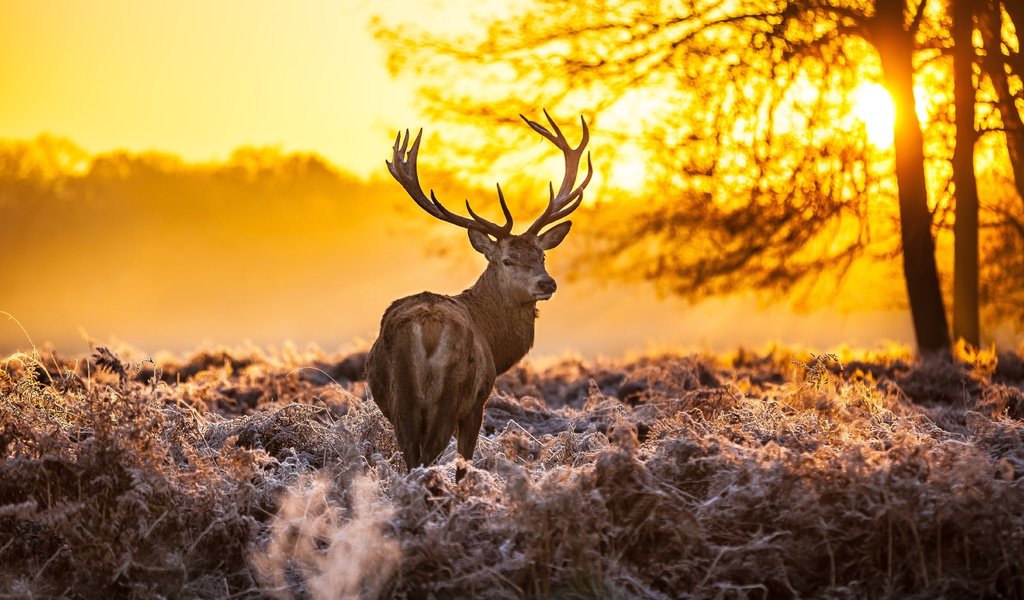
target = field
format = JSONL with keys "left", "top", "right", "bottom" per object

{"left": 2, "top": 344, "right": 1023, "bottom": 599}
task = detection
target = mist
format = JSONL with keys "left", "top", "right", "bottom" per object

{"left": 1, "top": 136, "right": 919, "bottom": 358}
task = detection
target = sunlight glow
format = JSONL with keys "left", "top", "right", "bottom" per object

{"left": 598, "top": 90, "right": 673, "bottom": 193}
{"left": 0, "top": 1, "right": 454, "bottom": 179}
{"left": 850, "top": 82, "right": 895, "bottom": 148}
{"left": 606, "top": 148, "right": 648, "bottom": 192}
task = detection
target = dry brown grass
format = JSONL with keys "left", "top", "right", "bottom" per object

{"left": 1, "top": 344, "right": 1022, "bottom": 599}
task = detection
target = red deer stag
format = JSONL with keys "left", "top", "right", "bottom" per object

{"left": 367, "top": 111, "right": 592, "bottom": 480}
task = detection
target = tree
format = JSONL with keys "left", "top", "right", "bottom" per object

{"left": 867, "top": 0, "right": 950, "bottom": 353}
{"left": 980, "top": 1, "right": 1024, "bottom": 199}
{"left": 378, "top": 0, "right": 968, "bottom": 353}
{"left": 975, "top": 1, "right": 1024, "bottom": 325}
{"left": 951, "top": 0, "right": 980, "bottom": 347}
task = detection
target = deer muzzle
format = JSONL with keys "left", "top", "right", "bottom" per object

{"left": 533, "top": 276, "right": 557, "bottom": 300}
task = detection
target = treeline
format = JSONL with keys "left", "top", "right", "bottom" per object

{"left": 0, "top": 136, "right": 455, "bottom": 352}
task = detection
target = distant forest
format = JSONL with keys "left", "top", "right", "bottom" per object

{"left": 0, "top": 135, "right": 439, "bottom": 352}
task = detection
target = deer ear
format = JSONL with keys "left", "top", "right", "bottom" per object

{"left": 468, "top": 229, "right": 498, "bottom": 259}
{"left": 537, "top": 221, "right": 572, "bottom": 250}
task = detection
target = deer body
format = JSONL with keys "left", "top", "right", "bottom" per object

{"left": 368, "top": 292, "right": 495, "bottom": 472}
{"left": 366, "top": 112, "right": 592, "bottom": 479}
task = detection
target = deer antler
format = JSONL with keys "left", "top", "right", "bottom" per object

{"left": 387, "top": 129, "right": 513, "bottom": 238}
{"left": 522, "top": 110, "right": 593, "bottom": 236}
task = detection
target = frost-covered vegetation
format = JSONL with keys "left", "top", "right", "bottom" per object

{"left": 2, "top": 345, "right": 1023, "bottom": 599}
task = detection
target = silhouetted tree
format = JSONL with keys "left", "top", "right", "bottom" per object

{"left": 951, "top": 0, "right": 980, "bottom": 347}
{"left": 973, "top": 1, "right": 1024, "bottom": 325}
{"left": 980, "top": 1, "right": 1024, "bottom": 200}
{"left": 867, "top": 0, "right": 950, "bottom": 353}
{"left": 379, "top": 0, "right": 958, "bottom": 353}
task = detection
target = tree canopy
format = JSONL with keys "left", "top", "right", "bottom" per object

{"left": 377, "top": 0, "right": 1024, "bottom": 350}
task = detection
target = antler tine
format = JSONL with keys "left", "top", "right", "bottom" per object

{"left": 520, "top": 112, "right": 558, "bottom": 143}
{"left": 386, "top": 129, "right": 441, "bottom": 220}
{"left": 386, "top": 128, "right": 513, "bottom": 238}
{"left": 523, "top": 112, "right": 593, "bottom": 235}
{"left": 465, "top": 184, "right": 513, "bottom": 236}
{"left": 545, "top": 153, "right": 593, "bottom": 223}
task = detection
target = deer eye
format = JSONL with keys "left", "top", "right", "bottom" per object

{"left": 502, "top": 258, "right": 514, "bottom": 267}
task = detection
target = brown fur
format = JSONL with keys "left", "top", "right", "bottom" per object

{"left": 370, "top": 112, "right": 589, "bottom": 479}
{"left": 367, "top": 235, "right": 564, "bottom": 480}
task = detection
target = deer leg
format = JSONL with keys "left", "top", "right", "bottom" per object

{"left": 419, "top": 427, "right": 452, "bottom": 470}
{"left": 388, "top": 344, "right": 430, "bottom": 471}
{"left": 410, "top": 352, "right": 456, "bottom": 468}
{"left": 420, "top": 373, "right": 465, "bottom": 467}
{"left": 455, "top": 394, "right": 487, "bottom": 482}
{"left": 415, "top": 397, "right": 444, "bottom": 466}
{"left": 395, "top": 407, "right": 422, "bottom": 470}
{"left": 392, "top": 380, "right": 423, "bottom": 470}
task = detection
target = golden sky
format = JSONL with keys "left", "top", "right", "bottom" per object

{"left": 0, "top": 0, "right": 436, "bottom": 178}
{"left": 0, "top": 0, "right": 930, "bottom": 357}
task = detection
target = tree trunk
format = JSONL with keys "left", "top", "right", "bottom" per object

{"left": 871, "top": 0, "right": 951, "bottom": 354}
{"left": 952, "top": 0, "right": 981, "bottom": 347}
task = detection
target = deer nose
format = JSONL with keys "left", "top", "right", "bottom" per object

{"left": 538, "top": 277, "right": 557, "bottom": 294}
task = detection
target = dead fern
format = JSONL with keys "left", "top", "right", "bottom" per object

{"left": 792, "top": 352, "right": 844, "bottom": 390}
{"left": 0, "top": 345, "right": 1021, "bottom": 598}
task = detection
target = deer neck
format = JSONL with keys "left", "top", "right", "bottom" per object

{"left": 458, "top": 268, "right": 538, "bottom": 374}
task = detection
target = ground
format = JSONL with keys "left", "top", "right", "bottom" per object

{"left": 1, "top": 344, "right": 1023, "bottom": 599}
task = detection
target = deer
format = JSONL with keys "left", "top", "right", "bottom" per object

{"left": 366, "top": 111, "right": 593, "bottom": 481}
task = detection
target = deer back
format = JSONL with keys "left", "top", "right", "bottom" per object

{"left": 366, "top": 293, "right": 496, "bottom": 445}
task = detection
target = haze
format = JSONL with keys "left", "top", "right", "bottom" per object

{"left": 0, "top": 0, "right": 918, "bottom": 358}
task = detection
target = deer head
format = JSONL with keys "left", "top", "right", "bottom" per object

{"left": 386, "top": 110, "right": 593, "bottom": 304}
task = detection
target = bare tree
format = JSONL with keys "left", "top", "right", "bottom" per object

{"left": 952, "top": 0, "right": 981, "bottom": 346}
{"left": 867, "top": 0, "right": 950, "bottom": 353}
{"left": 976, "top": 0, "right": 1024, "bottom": 325}
{"left": 378, "top": 0, "right": 956, "bottom": 353}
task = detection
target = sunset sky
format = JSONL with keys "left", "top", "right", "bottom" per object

{"left": 1, "top": 0, "right": 927, "bottom": 357}
{"left": 0, "top": 0, "right": 433, "bottom": 178}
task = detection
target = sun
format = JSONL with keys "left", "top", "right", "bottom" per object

{"left": 850, "top": 82, "right": 895, "bottom": 148}
{"left": 607, "top": 147, "right": 648, "bottom": 192}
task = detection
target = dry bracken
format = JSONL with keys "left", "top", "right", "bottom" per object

{"left": 0, "top": 344, "right": 1022, "bottom": 599}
